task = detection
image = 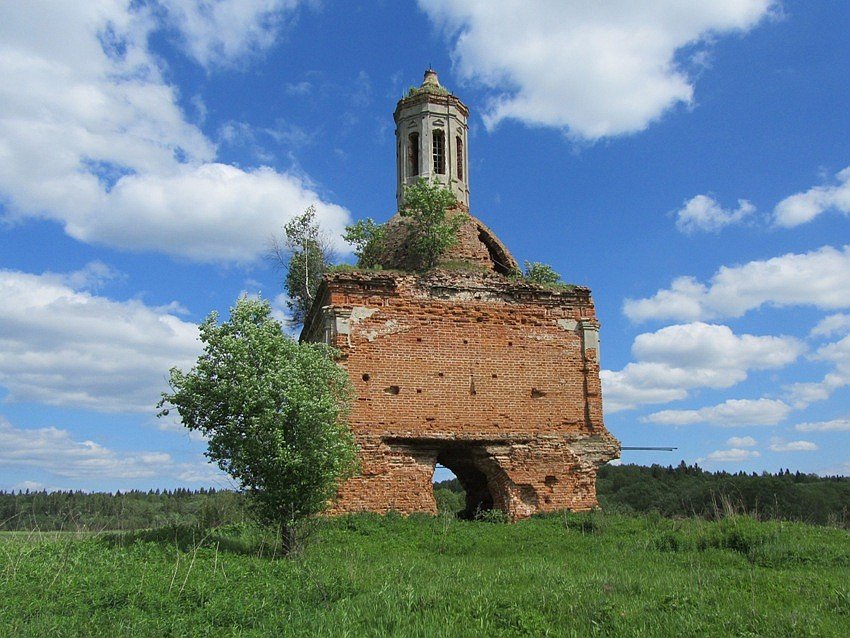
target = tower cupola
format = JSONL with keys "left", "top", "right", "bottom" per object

{"left": 394, "top": 69, "right": 470, "bottom": 208}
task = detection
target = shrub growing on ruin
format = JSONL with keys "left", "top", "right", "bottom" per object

{"left": 400, "top": 178, "right": 464, "bottom": 269}
{"left": 270, "top": 205, "right": 333, "bottom": 325}
{"left": 343, "top": 218, "right": 387, "bottom": 268}
{"left": 158, "top": 296, "right": 358, "bottom": 552}
{"left": 522, "top": 261, "right": 563, "bottom": 285}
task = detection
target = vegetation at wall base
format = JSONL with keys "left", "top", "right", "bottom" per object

{"left": 1, "top": 512, "right": 847, "bottom": 637}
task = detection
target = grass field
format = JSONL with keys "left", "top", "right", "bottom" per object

{"left": 1, "top": 512, "right": 848, "bottom": 637}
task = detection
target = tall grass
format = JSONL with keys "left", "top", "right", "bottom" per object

{"left": 1, "top": 510, "right": 847, "bottom": 637}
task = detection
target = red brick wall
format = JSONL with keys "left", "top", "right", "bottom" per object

{"left": 303, "top": 270, "right": 620, "bottom": 520}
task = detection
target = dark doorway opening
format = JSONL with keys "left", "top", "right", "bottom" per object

{"left": 432, "top": 447, "right": 496, "bottom": 519}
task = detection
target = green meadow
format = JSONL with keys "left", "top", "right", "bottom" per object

{"left": 2, "top": 512, "right": 848, "bottom": 637}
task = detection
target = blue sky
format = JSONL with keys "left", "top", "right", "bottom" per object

{"left": 1, "top": 0, "right": 849, "bottom": 492}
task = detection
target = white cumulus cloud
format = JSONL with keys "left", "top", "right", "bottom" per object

{"left": 706, "top": 448, "right": 760, "bottom": 462}
{"left": 601, "top": 322, "right": 803, "bottom": 412}
{"left": 0, "top": 416, "right": 171, "bottom": 479}
{"left": 787, "top": 335, "right": 850, "bottom": 407}
{"left": 624, "top": 246, "right": 850, "bottom": 322}
{"left": 786, "top": 333, "right": 850, "bottom": 407}
{"left": 419, "top": 0, "right": 774, "bottom": 140}
{"left": 785, "top": 376, "right": 847, "bottom": 408}
{"left": 768, "top": 439, "right": 818, "bottom": 452}
{"left": 0, "top": 416, "right": 226, "bottom": 485}
{"left": 726, "top": 436, "right": 757, "bottom": 447}
{"left": 643, "top": 398, "right": 791, "bottom": 427}
{"left": 810, "top": 313, "right": 850, "bottom": 339}
{"left": 675, "top": 194, "right": 755, "bottom": 234}
{"left": 159, "top": 0, "right": 301, "bottom": 69}
{"left": 774, "top": 166, "right": 850, "bottom": 227}
{"left": 11, "top": 480, "right": 46, "bottom": 492}
{"left": 795, "top": 419, "right": 850, "bottom": 432}
{"left": 73, "top": 163, "right": 351, "bottom": 263}
{"left": 0, "top": 265, "right": 201, "bottom": 412}
{"left": 0, "top": 1, "right": 350, "bottom": 264}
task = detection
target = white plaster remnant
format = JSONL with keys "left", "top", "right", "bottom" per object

{"left": 350, "top": 306, "right": 379, "bottom": 323}
{"left": 430, "top": 289, "right": 504, "bottom": 302}
{"left": 557, "top": 319, "right": 578, "bottom": 331}
{"left": 333, "top": 306, "right": 379, "bottom": 345}
{"left": 583, "top": 328, "right": 598, "bottom": 350}
{"left": 364, "top": 319, "right": 408, "bottom": 343}
{"left": 333, "top": 311, "right": 351, "bottom": 336}
{"left": 579, "top": 321, "right": 600, "bottom": 359}
{"left": 568, "top": 436, "right": 619, "bottom": 465}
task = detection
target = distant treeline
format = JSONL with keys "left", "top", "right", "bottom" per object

{"left": 596, "top": 463, "right": 849, "bottom": 525}
{"left": 437, "top": 463, "right": 849, "bottom": 526}
{"left": 0, "top": 488, "right": 248, "bottom": 532}
{"left": 3, "top": 463, "right": 848, "bottom": 531}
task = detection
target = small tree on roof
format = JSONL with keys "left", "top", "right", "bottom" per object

{"left": 343, "top": 217, "right": 387, "bottom": 269}
{"left": 523, "top": 261, "right": 562, "bottom": 285}
{"left": 270, "top": 205, "right": 334, "bottom": 325}
{"left": 400, "top": 178, "right": 463, "bottom": 270}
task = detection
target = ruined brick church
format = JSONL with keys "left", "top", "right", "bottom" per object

{"left": 302, "top": 70, "right": 619, "bottom": 520}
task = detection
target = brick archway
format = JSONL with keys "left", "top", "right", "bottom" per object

{"left": 436, "top": 447, "right": 494, "bottom": 519}
{"left": 435, "top": 444, "right": 508, "bottom": 518}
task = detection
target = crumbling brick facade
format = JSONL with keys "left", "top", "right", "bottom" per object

{"left": 301, "top": 270, "right": 620, "bottom": 520}
{"left": 300, "top": 69, "right": 619, "bottom": 520}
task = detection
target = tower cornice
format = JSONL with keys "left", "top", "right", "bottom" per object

{"left": 394, "top": 92, "right": 469, "bottom": 121}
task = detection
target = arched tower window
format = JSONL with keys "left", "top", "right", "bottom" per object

{"left": 408, "top": 132, "right": 419, "bottom": 176}
{"left": 456, "top": 136, "right": 464, "bottom": 181}
{"left": 433, "top": 130, "right": 445, "bottom": 175}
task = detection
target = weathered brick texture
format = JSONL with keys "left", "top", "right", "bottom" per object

{"left": 378, "top": 208, "right": 518, "bottom": 274}
{"left": 302, "top": 269, "right": 620, "bottom": 520}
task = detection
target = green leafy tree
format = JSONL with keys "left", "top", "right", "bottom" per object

{"left": 271, "top": 205, "right": 332, "bottom": 324}
{"left": 523, "top": 261, "right": 562, "bottom": 285}
{"left": 157, "top": 297, "right": 357, "bottom": 551}
{"left": 400, "top": 178, "right": 463, "bottom": 269}
{"left": 343, "top": 218, "right": 387, "bottom": 268}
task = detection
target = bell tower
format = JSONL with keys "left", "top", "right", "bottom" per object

{"left": 301, "top": 68, "right": 619, "bottom": 522}
{"left": 394, "top": 69, "right": 470, "bottom": 209}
